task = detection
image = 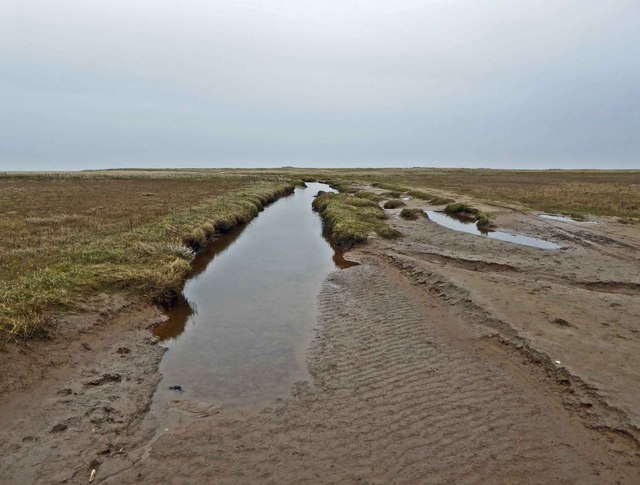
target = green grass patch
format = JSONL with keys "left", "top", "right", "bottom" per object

{"left": 328, "top": 179, "right": 360, "bottom": 194}
{"left": 312, "top": 193, "right": 401, "bottom": 249}
{"left": 445, "top": 202, "right": 491, "bottom": 227}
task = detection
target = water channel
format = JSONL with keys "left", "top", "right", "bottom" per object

{"left": 151, "top": 183, "right": 353, "bottom": 422}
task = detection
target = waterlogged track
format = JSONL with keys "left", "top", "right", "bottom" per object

{"left": 151, "top": 182, "right": 342, "bottom": 419}
{"left": 116, "top": 262, "right": 634, "bottom": 483}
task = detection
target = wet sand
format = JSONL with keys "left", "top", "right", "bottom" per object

{"left": 1, "top": 188, "right": 639, "bottom": 483}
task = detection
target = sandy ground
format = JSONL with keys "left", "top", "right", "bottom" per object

{"left": 1, "top": 192, "right": 639, "bottom": 483}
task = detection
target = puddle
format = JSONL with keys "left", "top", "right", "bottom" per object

{"left": 539, "top": 214, "right": 597, "bottom": 224}
{"left": 426, "top": 210, "right": 561, "bottom": 250}
{"left": 151, "top": 183, "right": 354, "bottom": 422}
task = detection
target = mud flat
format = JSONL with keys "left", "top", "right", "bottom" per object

{"left": 1, "top": 181, "right": 640, "bottom": 483}
{"left": 113, "top": 191, "right": 640, "bottom": 483}
{"left": 112, "top": 258, "right": 639, "bottom": 483}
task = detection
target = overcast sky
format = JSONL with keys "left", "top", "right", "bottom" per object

{"left": 1, "top": 0, "right": 639, "bottom": 170}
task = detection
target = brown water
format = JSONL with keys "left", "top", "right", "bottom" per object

{"left": 151, "top": 183, "right": 353, "bottom": 422}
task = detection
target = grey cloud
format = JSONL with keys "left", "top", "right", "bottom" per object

{"left": 1, "top": 0, "right": 639, "bottom": 170}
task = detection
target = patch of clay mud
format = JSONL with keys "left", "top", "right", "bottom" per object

{"left": 0, "top": 296, "right": 166, "bottom": 484}
{"left": 113, "top": 263, "right": 636, "bottom": 484}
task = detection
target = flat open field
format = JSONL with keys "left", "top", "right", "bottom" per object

{"left": 0, "top": 169, "right": 639, "bottom": 483}
{"left": 0, "top": 172, "right": 294, "bottom": 339}
{"left": 275, "top": 167, "right": 640, "bottom": 220}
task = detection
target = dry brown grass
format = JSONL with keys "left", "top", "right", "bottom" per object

{"left": 0, "top": 172, "right": 293, "bottom": 340}
{"left": 345, "top": 169, "right": 640, "bottom": 219}
{"left": 3, "top": 167, "right": 637, "bottom": 340}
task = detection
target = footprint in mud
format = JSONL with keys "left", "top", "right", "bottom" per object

{"left": 85, "top": 373, "right": 122, "bottom": 387}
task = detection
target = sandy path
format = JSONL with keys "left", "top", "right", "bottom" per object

{"left": 112, "top": 261, "right": 635, "bottom": 484}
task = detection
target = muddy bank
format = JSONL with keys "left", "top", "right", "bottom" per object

{"left": 381, "top": 192, "right": 640, "bottom": 443}
{"left": 0, "top": 294, "right": 166, "bottom": 483}
{"left": 113, "top": 261, "right": 638, "bottom": 483}
{"left": 0, "top": 184, "right": 302, "bottom": 483}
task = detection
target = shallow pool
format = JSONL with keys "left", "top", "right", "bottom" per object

{"left": 426, "top": 210, "right": 561, "bottom": 250}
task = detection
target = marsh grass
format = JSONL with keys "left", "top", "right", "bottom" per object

{"left": 312, "top": 192, "right": 400, "bottom": 249}
{"left": 383, "top": 199, "right": 406, "bottom": 209}
{"left": 406, "top": 190, "right": 433, "bottom": 200}
{"left": 0, "top": 173, "right": 293, "bottom": 340}
{"left": 445, "top": 203, "right": 491, "bottom": 227}
{"left": 354, "top": 191, "right": 385, "bottom": 202}
{"left": 380, "top": 190, "right": 403, "bottom": 198}
{"left": 400, "top": 208, "right": 427, "bottom": 220}
{"left": 351, "top": 169, "right": 640, "bottom": 219}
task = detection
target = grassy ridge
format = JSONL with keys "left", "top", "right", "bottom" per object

{"left": 0, "top": 174, "right": 294, "bottom": 340}
{"left": 312, "top": 192, "right": 400, "bottom": 249}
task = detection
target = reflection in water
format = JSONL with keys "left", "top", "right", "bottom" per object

{"left": 154, "top": 228, "right": 247, "bottom": 341}
{"left": 152, "top": 183, "right": 355, "bottom": 418}
{"left": 539, "top": 214, "right": 597, "bottom": 224}
{"left": 426, "top": 210, "right": 561, "bottom": 250}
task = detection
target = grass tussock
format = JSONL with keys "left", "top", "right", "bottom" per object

{"left": 380, "top": 190, "right": 403, "bottom": 198}
{"left": 445, "top": 203, "right": 491, "bottom": 227}
{"left": 383, "top": 199, "right": 406, "bottom": 209}
{"left": 400, "top": 208, "right": 427, "bottom": 220}
{"left": 429, "top": 196, "right": 455, "bottom": 205}
{"left": 312, "top": 192, "right": 401, "bottom": 249}
{"left": 406, "top": 190, "right": 433, "bottom": 200}
{"left": 328, "top": 179, "right": 360, "bottom": 194}
{"left": 288, "top": 178, "right": 308, "bottom": 188}
{"left": 0, "top": 174, "right": 294, "bottom": 340}
{"left": 354, "top": 191, "right": 385, "bottom": 202}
